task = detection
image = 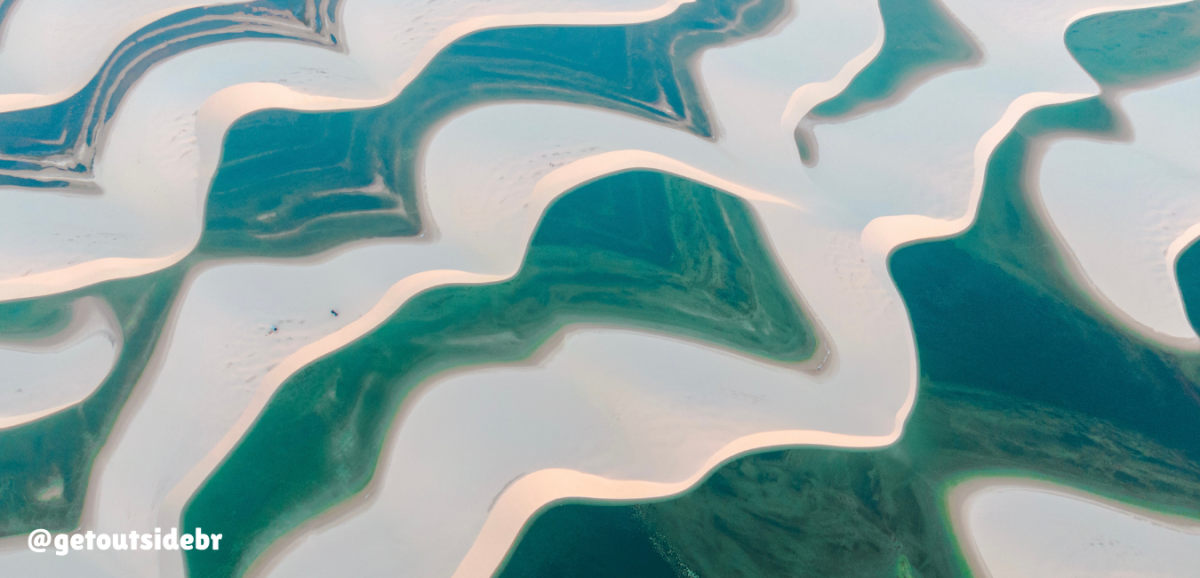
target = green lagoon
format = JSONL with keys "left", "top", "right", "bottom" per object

{"left": 3, "top": 1, "right": 1200, "bottom": 577}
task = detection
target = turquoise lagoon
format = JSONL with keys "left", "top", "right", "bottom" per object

{"left": 0, "top": 0, "right": 343, "bottom": 188}
{"left": 0, "top": 1, "right": 1198, "bottom": 577}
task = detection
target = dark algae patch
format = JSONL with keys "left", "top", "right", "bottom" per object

{"left": 795, "top": 0, "right": 980, "bottom": 165}
{"left": 199, "top": 0, "right": 789, "bottom": 257}
{"left": 498, "top": 7, "right": 1200, "bottom": 577}
{"left": 0, "top": 265, "right": 186, "bottom": 536}
{"left": 182, "top": 170, "right": 818, "bottom": 578}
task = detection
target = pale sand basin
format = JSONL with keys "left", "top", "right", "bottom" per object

{"left": 0, "top": 296, "right": 120, "bottom": 428}
{"left": 1039, "top": 70, "right": 1200, "bottom": 343}
{"left": 0, "top": 0, "right": 686, "bottom": 298}
{"left": 203, "top": 1, "right": 1185, "bottom": 577}
{"left": 949, "top": 477, "right": 1200, "bottom": 578}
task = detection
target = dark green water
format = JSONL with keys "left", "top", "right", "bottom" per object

{"left": 496, "top": 6, "right": 1200, "bottom": 577}
{"left": 182, "top": 170, "right": 818, "bottom": 578}
{"left": 795, "top": 0, "right": 979, "bottom": 164}
{"left": 200, "top": 0, "right": 788, "bottom": 257}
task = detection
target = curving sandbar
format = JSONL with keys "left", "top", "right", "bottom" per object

{"left": 0, "top": 1, "right": 748, "bottom": 302}
{"left": 1038, "top": 3, "right": 1200, "bottom": 343}
{"left": 0, "top": 0, "right": 689, "bottom": 297}
{"left": 0, "top": 0, "right": 247, "bottom": 100}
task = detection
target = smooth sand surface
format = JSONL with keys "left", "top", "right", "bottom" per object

{"left": 1039, "top": 70, "right": 1200, "bottom": 343}
{"left": 950, "top": 477, "right": 1200, "bottom": 578}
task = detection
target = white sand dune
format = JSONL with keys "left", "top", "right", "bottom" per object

{"left": 0, "top": 296, "right": 120, "bottom": 428}
{"left": 951, "top": 478, "right": 1200, "bottom": 578}
{"left": 0, "top": 1, "right": 1193, "bottom": 578}
{"left": 1039, "top": 71, "right": 1200, "bottom": 344}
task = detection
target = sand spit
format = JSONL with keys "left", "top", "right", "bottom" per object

{"left": 949, "top": 476, "right": 1200, "bottom": 578}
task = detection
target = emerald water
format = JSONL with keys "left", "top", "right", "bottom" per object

{"left": 495, "top": 4, "right": 1200, "bottom": 577}
{"left": 182, "top": 170, "right": 818, "bottom": 578}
